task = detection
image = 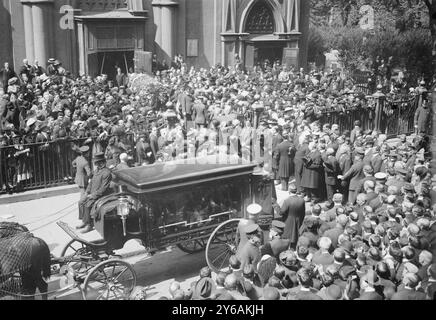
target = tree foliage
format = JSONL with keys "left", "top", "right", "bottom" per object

{"left": 309, "top": 0, "right": 435, "bottom": 81}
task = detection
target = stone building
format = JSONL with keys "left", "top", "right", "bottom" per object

{"left": 0, "top": 0, "right": 309, "bottom": 79}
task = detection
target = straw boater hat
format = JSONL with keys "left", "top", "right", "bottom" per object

{"left": 247, "top": 203, "right": 262, "bottom": 216}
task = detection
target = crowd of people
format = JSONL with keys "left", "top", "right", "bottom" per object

{"left": 134, "top": 128, "right": 436, "bottom": 300}
{"left": 2, "top": 55, "right": 436, "bottom": 300}
{"left": 0, "top": 54, "right": 428, "bottom": 193}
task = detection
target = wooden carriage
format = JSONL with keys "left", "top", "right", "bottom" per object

{"left": 58, "top": 156, "right": 275, "bottom": 299}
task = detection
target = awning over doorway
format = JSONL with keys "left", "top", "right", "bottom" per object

{"left": 75, "top": 10, "right": 147, "bottom": 21}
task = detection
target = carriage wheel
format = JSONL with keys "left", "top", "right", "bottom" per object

{"left": 82, "top": 260, "right": 137, "bottom": 300}
{"left": 205, "top": 219, "right": 241, "bottom": 273}
{"left": 176, "top": 238, "right": 207, "bottom": 254}
{"left": 60, "top": 239, "right": 98, "bottom": 275}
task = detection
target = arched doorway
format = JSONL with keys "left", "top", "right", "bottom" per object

{"left": 242, "top": 0, "right": 287, "bottom": 69}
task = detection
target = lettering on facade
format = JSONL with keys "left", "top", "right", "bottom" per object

{"left": 59, "top": 5, "right": 74, "bottom": 30}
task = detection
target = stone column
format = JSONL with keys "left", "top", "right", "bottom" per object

{"left": 152, "top": 0, "right": 178, "bottom": 62}
{"left": 22, "top": 2, "right": 35, "bottom": 63}
{"left": 22, "top": 0, "right": 54, "bottom": 67}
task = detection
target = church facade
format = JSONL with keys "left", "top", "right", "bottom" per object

{"left": 0, "top": 0, "right": 309, "bottom": 79}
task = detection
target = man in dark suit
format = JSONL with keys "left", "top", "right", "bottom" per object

{"left": 279, "top": 184, "right": 306, "bottom": 248}
{"left": 78, "top": 152, "right": 112, "bottom": 233}
{"left": 192, "top": 97, "right": 208, "bottom": 129}
{"left": 414, "top": 99, "right": 431, "bottom": 134}
{"left": 312, "top": 237, "right": 334, "bottom": 270}
{"left": 238, "top": 224, "right": 262, "bottom": 272}
{"left": 275, "top": 133, "right": 295, "bottom": 192}
{"left": 288, "top": 268, "right": 322, "bottom": 300}
{"left": 19, "top": 59, "right": 33, "bottom": 83}
{"left": 338, "top": 148, "right": 365, "bottom": 205}
{"left": 356, "top": 165, "right": 377, "bottom": 194}
{"left": 1, "top": 62, "right": 17, "bottom": 92}
{"left": 294, "top": 137, "right": 309, "bottom": 194}
{"left": 322, "top": 147, "right": 340, "bottom": 202}
{"left": 301, "top": 142, "right": 324, "bottom": 202}
{"left": 178, "top": 89, "right": 193, "bottom": 121}
{"left": 356, "top": 270, "right": 383, "bottom": 300}
{"left": 73, "top": 146, "right": 91, "bottom": 221}
{"left": 262, "top": 220, "right": 290, "bottom": 259}
{"left": 271, "top": 127, "right": 283, "bottom": 185}
{"left": 391, "top": 273, "right": 427, "bottom": 300}
{"left": 149, "top": 126, "right": 159, "bottom": 159}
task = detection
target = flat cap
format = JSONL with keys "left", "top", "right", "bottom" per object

{"left": 271, "top": 220, "right": 286, "bottom": 232}
{"left": 244, "top": 224, "right": 260, "bottom": 235}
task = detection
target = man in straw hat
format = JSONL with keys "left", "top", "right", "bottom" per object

{"left": 77, "top": 152, "right": 112, "bottom": 233}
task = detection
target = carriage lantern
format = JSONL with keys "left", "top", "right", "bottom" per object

{"left": 117, "top": 196, "right": 130, "bottom": 236}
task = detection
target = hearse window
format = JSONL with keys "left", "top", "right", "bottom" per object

{"left": 147, "top": 178, "right": 244, "bottom": 229}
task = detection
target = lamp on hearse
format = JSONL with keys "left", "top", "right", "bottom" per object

{"left": 117, "top": 195, "right": 130, "bottom": 237}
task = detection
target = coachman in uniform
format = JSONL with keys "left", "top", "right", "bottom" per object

{"left": 76, "top": 152, "right": 112, "bottom": 233}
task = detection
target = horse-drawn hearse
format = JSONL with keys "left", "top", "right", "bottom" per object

{"left": 0, "top": 156, "right": 275, "bottom": 300}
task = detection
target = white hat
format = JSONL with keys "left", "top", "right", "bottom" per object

{"left": 374, "top": 172, "right": 387, "bottom": 180}
{"left": 247, "top": 203, "right": 262, "bottom": 216}
{"left": 26, "top": 118, "right": 37, "bottom": 127}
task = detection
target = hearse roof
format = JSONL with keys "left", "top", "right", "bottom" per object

{"left": 113, "top": 156, "right": 258, "bottom": 193}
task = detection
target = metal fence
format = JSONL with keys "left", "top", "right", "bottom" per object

{"left": 379, "top": 94, "right": 420, "bottom": 138}
{"left": 318, "top": 106, "right": 376, "bottom": 133}
{"left": 0, "top": 138, "right": 88, "bottom": 195}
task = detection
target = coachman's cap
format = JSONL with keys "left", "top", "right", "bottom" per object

{"left": 244, "top": 224, "right": 260, "bottom": 235}
{"left": 271, "top": 220, "right": 285, "bottom": 234}
{"left": 247, "top": 203, "right": 262, "bottom": 216}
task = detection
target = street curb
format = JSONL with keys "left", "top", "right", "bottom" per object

{"left": 0, "top": 185, "right": 79, "bottom": 205}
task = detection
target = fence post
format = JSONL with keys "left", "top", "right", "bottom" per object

{"left": 430, "top": 86, "right": 436, "bottom": 176}
{"left": 372, "top": 85, "right": 385, "bottom": 133}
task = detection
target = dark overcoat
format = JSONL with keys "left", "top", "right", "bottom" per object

{"left": 276, "top": 140, "right": 294, "bottom": 178}
{"left": 301, "top": 149, "right": 324, "bottom": 189}
{"left": 279, "top": 195, "right": 306, "bottom": 244}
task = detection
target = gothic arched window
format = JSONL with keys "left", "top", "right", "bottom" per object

{"left": 244, "top": 1, "right": 275, "bottom": 34}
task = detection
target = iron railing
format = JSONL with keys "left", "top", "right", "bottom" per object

{"left": 0, "top": 93, "right": 424, "bottom": 195}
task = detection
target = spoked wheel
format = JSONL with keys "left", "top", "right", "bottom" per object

{"left": 60, "top": 239, "right": 99, "bottom": 275}
{"left": 206, "top": 219, "right": 241, "bottom": 273}
{"left": 177, "top": 238, "right": 208, "bottom": 254}
{"left": 82, "top": 260, "right": 137, "bottom": 300}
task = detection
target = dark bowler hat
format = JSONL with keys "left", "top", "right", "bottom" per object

{"left": 244, "top": 223, "right": 260, "bottom": 235}
{"left": 192, "top": 277, "right": 216, "bottom": 300}
{"left": 93, "top": 152, "right": 106, "bottom": 162}
{"left": 271, "top": 220, "right": 285, "bottom": 234}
